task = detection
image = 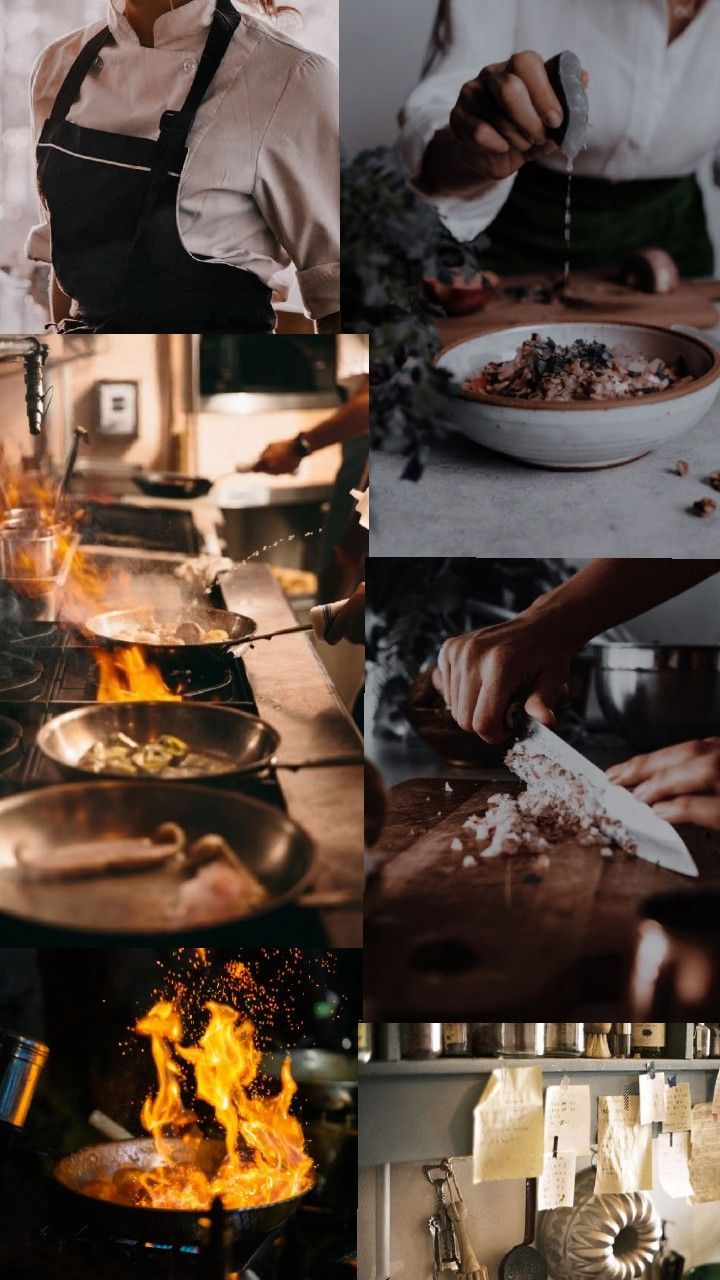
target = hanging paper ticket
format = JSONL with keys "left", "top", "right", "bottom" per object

{"left": 538, "top": 1151, "right": 576, "bottom": 1210}
{"left": 662, "top": 1081, "right": 692, "bottom": 1134}
{"left": 473, "top": 1066, "right": 544, "bottom": 1183}
{"left": 544, "top": 1084, "right": 591, "bottom": 1154}
{"left": 689, "top": 1102, "right": 720, "bottom": 1203}
{"left": 657, "top": 1132, "right": 693, "bottom": 1199}
{"left": 594, "top": 1095, "right": 652, "bottom": 1194}
{"left": 639, "top": 1071, "right": 666, "bottom": 1126}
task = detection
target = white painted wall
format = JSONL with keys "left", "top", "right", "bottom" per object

{"left": 359, "top": 1155, "right": 720, "bottom": 1280}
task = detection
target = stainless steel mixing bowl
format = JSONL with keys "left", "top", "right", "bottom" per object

{"left": 595, "top": 644, "right": 720, "bottom": 749}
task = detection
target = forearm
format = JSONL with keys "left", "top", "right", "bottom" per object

{"left": 304, "top": 389, "right": 369, "bottom": 452}
{"left": 417, "top": 125, "right": 498, "bottom": 198}
{"left": 526, "top": 559, "right": 720, "bottom": 647}
{"left": 50, "top": 271, "right": 72, "bottom": 325}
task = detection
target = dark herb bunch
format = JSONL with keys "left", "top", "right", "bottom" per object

{"left": 342, "top": 146, "right": 486, "bottom": 480}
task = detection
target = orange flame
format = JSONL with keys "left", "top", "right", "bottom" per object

{"left": 95, "top": 647, "right": 180, "bottom": 702}
{"left": 86, "top": 1000, "right": 314, "bottom": 1211}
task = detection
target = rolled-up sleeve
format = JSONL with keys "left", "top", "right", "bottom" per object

{"left": 253, "top": 52, "right": 339, "bottom": 319}
{"left": 397, "top": 0, "right": 520, "bottom": 242}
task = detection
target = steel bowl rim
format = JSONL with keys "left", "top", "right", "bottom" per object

{"left": 35, "top": 701, "right": 282, "bottom": 782}
{"left": 595, "top": 643, "right": 720, "bottom": 672}
{"left": 0, "top": 779, "right": 317, "bottom": 936}
{"left": 436, "top": 321, "right": 720, "bottom": 412}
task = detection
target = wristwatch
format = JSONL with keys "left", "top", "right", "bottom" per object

{"left": 293, "top": 433, "right": 313, "bottom": 458}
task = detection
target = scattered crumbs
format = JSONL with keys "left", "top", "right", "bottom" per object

{"left": 462, "top": 855, "right": 477, "bottom": 868}
{"left": 444, "top": 781, "right": 453, "bottom": 793}
{"left": 675, "top": 459, "right": 689, "bottom": 476}
{"left": 450, "top": 837, "right": 463, "bottom": 852}
{"left": 708, "top": 470, "right": 720, "bottom": 492}
{"left": 689, "top": 497, "right": 717, "bottom": 517}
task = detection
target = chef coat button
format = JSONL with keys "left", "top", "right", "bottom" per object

{"left": 182, "top": 57, "right": 197, "bottom": 72}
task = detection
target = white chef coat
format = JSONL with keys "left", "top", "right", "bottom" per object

{"left": 27, "top": 0, "right": 339, "bottom": 319}
{"left": 399, "top": 0, "right": 720, "bottom": 242}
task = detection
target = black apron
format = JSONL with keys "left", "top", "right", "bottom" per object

{"left": 36, "top": 0, "right": 275, "bottom": 333}
{"left": 477, "top": 163, "right": 714, "bottom": 278}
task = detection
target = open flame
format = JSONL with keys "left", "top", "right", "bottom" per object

{"left": 84, "top": 1000, "right": 314, "bottom": 1210}
{"left": 95, "top": 647, "right": 180, "bottom": 702}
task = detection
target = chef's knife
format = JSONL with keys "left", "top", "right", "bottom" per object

{"left": 509, "top": 709, "right": 698, "bottom": 878}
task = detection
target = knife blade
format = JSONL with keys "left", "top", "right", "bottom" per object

{"left": 510, "top": 711, "right": 698, "bottom": 878}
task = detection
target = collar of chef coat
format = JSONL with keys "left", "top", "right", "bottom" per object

{"left": 108, "top": 0, "right": 219, "bottom": 49}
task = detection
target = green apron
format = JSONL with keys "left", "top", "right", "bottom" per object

{"left": 477, "top": 163, "right": 714, "bottom": 277}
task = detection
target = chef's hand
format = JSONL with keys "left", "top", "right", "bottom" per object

{"left": 607, "top": 739, "right": 720, "bottom": 831}
{"left": 325, "top": 583, "right": 365, "bottom": 646}
{"left": 448, "top": 51, "right": 588, "bottom": 181}
{"left": 252, "top": 440, "right": 301, "bottom": 475}
{"left": 435, "top": 612, "right": 576, "bottom": 743}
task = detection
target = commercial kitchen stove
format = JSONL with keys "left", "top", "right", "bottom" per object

{"left": 0, "top": 561, "right": 363, "bottom": 947}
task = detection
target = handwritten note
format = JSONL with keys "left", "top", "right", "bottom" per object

{"left": 538, "top": 1151, "right": 576, "bottom": 1210}
{"left": 544, "top": 1084, "right": 591, "bottom": 1154}
{"left": 689, "top": 1103, "right": 720, "bottom": 1204}
{"left": 639, "top": 1071, "right": 666, "bottom": 1125}
{"left": 473, "top": 1066, "right": 544, "bottom": 1184}
{"left": 663, "top": 1082, "right": 692, "bottom": 1134}
{"left": 657, "top": 1132, "right": 693, "bottom": 1199}
{"left": 594, "top": 1096, "right": 652, "bottom": 1194}
{"left": 713, "top": 1069, "right": 720, "bottom": 1118}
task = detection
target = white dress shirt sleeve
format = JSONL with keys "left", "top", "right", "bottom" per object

{"left": 253, "top": 51, "right": 340, "bottom": 319}
{"left": 397, "top": 0, "right": 521, "bottom": 242}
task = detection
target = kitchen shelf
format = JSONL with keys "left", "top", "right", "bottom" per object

{"left": 361, "top": 1057, "right": 718, "bottom": 1076}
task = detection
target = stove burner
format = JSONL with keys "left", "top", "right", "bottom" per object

{"left": 0, "top": 653, "right": 44, "bottom": 698}
{"left": 0, "top": 714, "right": 22, "bottom": 776}
{"left": 165, "top": 657, "right": 235, "bottom": 701}
{"left": 6, "top": 622, "right": 59, "bottom": 649}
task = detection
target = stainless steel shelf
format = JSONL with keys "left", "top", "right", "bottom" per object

{"left": 361, "top": 1057, "right": 718, "bottom": 1076}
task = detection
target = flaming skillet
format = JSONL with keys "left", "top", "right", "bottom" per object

{"left": 52, "top": 1137, "right": 311, "bottom": 1246}
{"left": 86, "top": 605, "right": 257, "bottom": 662}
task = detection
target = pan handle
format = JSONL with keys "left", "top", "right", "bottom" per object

{"left": 524, "top": 1178, "right": 537, "bottom": 1245}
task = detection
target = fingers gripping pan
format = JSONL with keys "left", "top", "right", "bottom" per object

{"left": 544, "top": 51, "right": 589, "bottom": 160}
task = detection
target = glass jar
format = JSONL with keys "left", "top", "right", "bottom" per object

{"left": 496, "top": 1024, "right": 545, "bottom": 1057}
{"left": 400, "top": 1024, "right": 442, "bottom": 1060}
{"left": 358, "top": 1022, "right": 373, "bottom": 1064}
{"left": 544, "top": 1024, "right": 585, "bottom": 1056}
{"left": 631, "top": 1024, "right": 666, "bottom": 1057}
{"left": 442, "top": 1024, "right": 469, "bottom": 1057}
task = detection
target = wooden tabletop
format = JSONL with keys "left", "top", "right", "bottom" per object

{"left": 436, "top": 273, "right": 720, "bottom": 346}
{"left": 364, "top": 775, "right": 720, "bottom": 1018}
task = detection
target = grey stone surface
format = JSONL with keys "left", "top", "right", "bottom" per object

{"left": 371, "top": 402, "right": 720, "bottom": 557}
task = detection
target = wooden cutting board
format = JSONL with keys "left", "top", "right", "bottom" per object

{"left": 364, "top": 777, "right": 720, "bottom": 1019}
{"left": 437, "top": 274, "right": 720, "bottom": 345}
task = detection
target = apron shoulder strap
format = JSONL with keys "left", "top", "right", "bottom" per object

{"left": 157, "top": 0, "right": 241, "bottom": 151}
{"left": 49, "top": 27, "right": 116, "bottom": 123}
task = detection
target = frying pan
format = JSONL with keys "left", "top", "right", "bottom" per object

{"left": 263, "top": 1049, "right": 357, "bottom": 1113}
{"left": 0, "top": 781, "right": 315, "bottom": 934}
{"left": 52, "top": 1137, "right": 311, "bottom": 1245}
{"left": 36, "top": 702, "right": 364, "bottom": 782}
{"left": 0, "top": 651, "right": 43, "bottom": 697}
{"left": 36, "top": 702, "right": 280, "bottom": 784}
{"left": 133, "top": 472, "right": 214, "bottom": 500}
{"left": 499, "top": 1180, "right": 547, "bottom": 1280}
{"left": 85, "top": 605, "right": 257, "bottom": 662}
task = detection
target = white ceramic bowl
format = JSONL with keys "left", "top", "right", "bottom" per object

{"left": 436, "top": 322, "right": 720, "bottom": 469}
